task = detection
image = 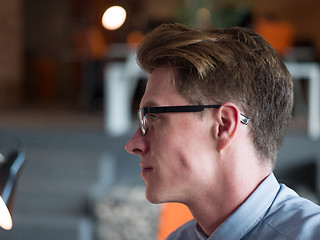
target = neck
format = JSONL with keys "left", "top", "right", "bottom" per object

{"left": 185, "top": 162, "right": 271, "bottom": 236}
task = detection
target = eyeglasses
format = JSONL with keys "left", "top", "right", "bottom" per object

{"left": 137, "top": 105, "right": 250, "bottom": 136}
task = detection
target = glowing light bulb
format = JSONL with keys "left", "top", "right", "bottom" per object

{"left": 102, "top": 6, "right": 127, "bottom": 30}
{"left": 0, "top": 196, "right": 12, "bottom": 230}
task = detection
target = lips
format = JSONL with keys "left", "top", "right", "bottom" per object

{"left": 140, "top": 163, "right": 153, "bottom": 177}
{"left": 140, "top": 163, "right": 153, "bottom": 170}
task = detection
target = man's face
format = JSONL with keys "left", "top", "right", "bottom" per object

{"left": 125, "top": 67, "right": 218, "bottom": 204}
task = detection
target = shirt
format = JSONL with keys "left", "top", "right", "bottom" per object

{"left": 166, "top": 173, "right": 320, "bottom": 240}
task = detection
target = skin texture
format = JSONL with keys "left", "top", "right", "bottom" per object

{"left": 125, "top": 67, "right": 272, "bottom": 236}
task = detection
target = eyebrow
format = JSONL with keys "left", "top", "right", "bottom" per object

{"left": 140, "top": 100, "right": 162, "bottom": 108}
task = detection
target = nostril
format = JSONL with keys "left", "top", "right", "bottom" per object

{"left": 132, "top": 148, "right": 143, "bottom": 155}
{"left": 125, "top": 142, "right": 144, "bottom": 155}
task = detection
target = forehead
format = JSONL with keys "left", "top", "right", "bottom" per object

{"left": 140, "top": 67, "right": 189, "bottom": 107}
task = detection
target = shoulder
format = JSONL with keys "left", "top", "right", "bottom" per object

{"left": 270, "top": 184, "right": 320, "bottom": 220}
{"left": 261, "top": 184, "right": 320, "bottom": 239}
{"left": 165, "top": 219, "right": 197, "bottom": 240}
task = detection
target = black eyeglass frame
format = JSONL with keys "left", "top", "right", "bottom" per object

{"left": 137, "top": 105, "right": 250, "bottom": 136}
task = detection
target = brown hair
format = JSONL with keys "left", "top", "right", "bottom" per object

{"left": 137, "top": 23, "right": 294, "bottom": 165}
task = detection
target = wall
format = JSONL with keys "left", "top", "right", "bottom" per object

{"left": 0, "top": 0, "right": 23, "bottom": 108}
{"left": 1, "top": 0, "right": 320, "bottom": 109}
{"left": 253, "top": 0, "right": 320, "bottom": 56}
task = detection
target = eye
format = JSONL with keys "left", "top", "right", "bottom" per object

{"left": 146, "top": 114, "right": 159, "bottom": 122}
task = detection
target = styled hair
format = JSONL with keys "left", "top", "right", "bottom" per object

{"left": 137, "top": 23, "right": 294, "bottom": 165}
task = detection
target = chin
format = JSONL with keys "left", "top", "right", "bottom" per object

{"left": 144, "top": 187, "right": 168, "bottom": 204}
{"left": 145, "top": 188, "right": 180, "bottom": 205}
{"left": 145, "top": 191, "right": 162, "bottom": 204}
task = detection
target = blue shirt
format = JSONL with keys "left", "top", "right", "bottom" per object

{"left": 166, "top": 173, "right": 320, "bottom": 240}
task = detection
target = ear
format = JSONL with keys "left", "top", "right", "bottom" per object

{"left": 215, "top": 103, "right": 240, "bottom": 151}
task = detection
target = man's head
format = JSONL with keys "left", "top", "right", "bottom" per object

{"left": 136, "top": 23, "right": 294, "bottom": 166}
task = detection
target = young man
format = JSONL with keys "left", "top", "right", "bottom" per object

{"left": 125, "top": 23, "right": 320, "bottom": 239}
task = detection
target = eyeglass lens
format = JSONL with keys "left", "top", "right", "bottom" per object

{"left": 138, "top": 109, "right": 147, "bottom": 136}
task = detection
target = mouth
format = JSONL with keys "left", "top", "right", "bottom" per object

{"left": 140, "top": 163, "right": 153, "bottom": 176}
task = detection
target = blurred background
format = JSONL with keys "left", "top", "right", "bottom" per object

{"left": 1, "top": 0, "right": 320, "bottom": 239}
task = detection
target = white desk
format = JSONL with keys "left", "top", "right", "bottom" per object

{"left": 285, "top": 62, "right": 320, "bottom": 139}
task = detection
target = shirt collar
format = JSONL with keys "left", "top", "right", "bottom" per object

{"left": 196, "top": 173, "right": 280, "bottom": 240}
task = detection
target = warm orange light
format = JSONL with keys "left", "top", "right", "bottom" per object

{"left": 102, "top": 6, "right": 127, "bottom": 30}
{"left": 0, "top": 196, "right": 12, "bottom": 230}
{"left": 126, "top": 30, "right": 144, "bottom": 47}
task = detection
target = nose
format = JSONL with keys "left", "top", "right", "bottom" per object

{"left": 125, "top": 129, "right": 147, "bottom": 156}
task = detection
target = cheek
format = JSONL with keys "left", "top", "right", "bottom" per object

{"left": 160, "top": 128, "right": 206, "bottom": 172}
{"left": 159, "top": 136, "right": 216, "bottom": 197}
{"left": 150, "top": 132, "right": 193, "bottom": 179}
{"left": 151, "top": 114, "right": 216, "bottom": 174}
{"left": 175, "top": 121, "right": 216, "bottom": 173}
